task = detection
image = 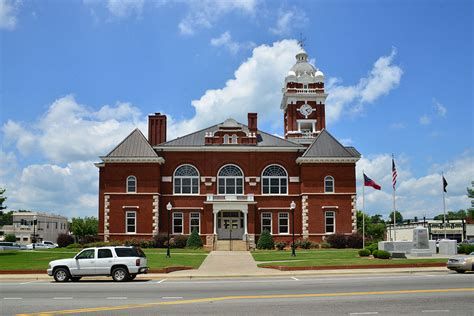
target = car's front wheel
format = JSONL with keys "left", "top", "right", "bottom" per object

{"left": 53, "top": 268, "right": 70, "bottom": 282}
{"left": 456, "top": 270, "right": 465, "bottom": 273}
{"left": 112, "top": 267, "right": 129, "bottom": 282}
{"left": 129, "top": 274, "right": 137, "bottom": 280}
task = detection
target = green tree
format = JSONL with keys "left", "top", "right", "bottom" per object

{"left": 366, "top": 223, "right": 386, "bottom": 241}
{"left": 357, "top": 211, "right": 386, "bottom": 241}
{"left": 256, "top": 230, "right": 274, "bottom": 250}
{"left": 467, "top": 181, "right": 474, "bottom": 219}
{"left": 186, "top": 229, "right": 203, "bottom": 249}
{"left": 356, "top": 210, "right": 370, "bottom": 234}
{"left": 387, "top": 211, "right": 403, "bottom": 224}
{"left": 434, "top": 209, "right": 467, "bottom": 221}
{"left": 70, "top": 217, "right": 98, "bottom": 242}
{"left": 4, "top": 233, "right": 16, "bottom": 242}
{"left": 0, "top": 211, "right": 13, "bottom": 227}
{"left": 370, "top": 214, "right": 384, "bottom": 224}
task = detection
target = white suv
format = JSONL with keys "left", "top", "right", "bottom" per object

{"left": 47, "top": 246, "right": 148, "bottom": 282}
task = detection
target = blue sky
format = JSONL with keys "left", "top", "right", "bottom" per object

{"left": 1, "top": 0, "right": 472, "bottom": 220}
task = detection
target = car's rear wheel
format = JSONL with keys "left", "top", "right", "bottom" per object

{"left": 70, "top": 277, "right": 82, "bottom": 282}
{"left": 456, "top": 270, "right": 465, "bottom": 273}
{"left": 112, "top": 267, "right": 129, "bottom": 282}
{"left": 53, "top": 268, "right": 70, "bottom": 282}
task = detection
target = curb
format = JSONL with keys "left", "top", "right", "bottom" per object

{"left": 259, "top": 262, "right": 446, "bottom": 271}
{"left": 0, "top": 266, "right": 194, "bottom": 275}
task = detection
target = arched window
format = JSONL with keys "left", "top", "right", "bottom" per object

{"left": 127, "top": 176, "right": 136, "bottom": 193}
{"left": 324, "top": 176, "right": 334, "bottom": 193}
{"left": 174, "top": 164, "right": 199, "bottom": 194}
{"left": 223, "top": 135, "right": 230, "bottom": 144}
{"left": 262, "top": 165, "right": 288, "bottom": 195}
{"left": 231, "top": 134, "right": 238, "bottom": 144}
{"left": 218, "top": 164, "right": 244, "bottom": 195}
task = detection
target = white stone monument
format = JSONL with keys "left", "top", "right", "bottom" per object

{"left": 439, "top": 239, "right": 457, "bottom": 255}
{"left": 410, "top": 226, "right": 432, "bottom": 257}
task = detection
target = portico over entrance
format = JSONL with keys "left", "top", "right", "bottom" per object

{"left": 206, "top": 194, "right": 252, "bottom": 241}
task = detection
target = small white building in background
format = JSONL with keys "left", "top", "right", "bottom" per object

{"left": 386, "top": 219, "right": 473, "bottom": 242}
{"left": 0, "top": 211, "right": 68, "bottom": 244}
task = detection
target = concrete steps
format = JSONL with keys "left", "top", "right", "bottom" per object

{"left": 215, "top": 240, "right": 248, "bottom": 251}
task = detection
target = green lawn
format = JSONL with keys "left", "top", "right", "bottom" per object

{"left": 0, "top": 248, "right": 208, "bottom": 271}
{"left": 252, "top": 249, "right": 447, "bottom": 267}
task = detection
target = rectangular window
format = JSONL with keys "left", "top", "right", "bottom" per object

{"left": 190, "top": 212, "right": 200, "bottom": 234}
{"left": 173, "top": 212, "right": 183, "bottom": 234}
{"left": 325, "top": 211, "right": 335, "bottom": 233}
{"left": 98, "top": 249, "right": 113, "bottom": 258}
{"left": 278, "top": 212, "right": 289, "bottom": 234}
{"left": 55, "top": 222, "right": 58, "bottom": 229}
{"left": 126, "top": 211, "right": 136, "bottom": 234}
{"left": 261, "top": 213, "right": 272, "bottom": 234}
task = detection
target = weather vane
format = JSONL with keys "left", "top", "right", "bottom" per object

{"left": 297, "top": 32, "right": 306, "bottom": 48}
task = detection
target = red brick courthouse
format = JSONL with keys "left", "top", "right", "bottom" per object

{"left": 96, "top": 49, "right": 360, "bottom": 248}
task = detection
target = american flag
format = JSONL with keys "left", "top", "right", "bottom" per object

{"left": 392, "top": 157, "right": 397, "bottom": 190}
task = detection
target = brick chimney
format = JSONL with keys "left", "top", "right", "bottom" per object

{"left": 148, "top": 113, "right": 167, "bottom": 146}
{"left": 248, "top": 113, "right": 258, "bottom": 133}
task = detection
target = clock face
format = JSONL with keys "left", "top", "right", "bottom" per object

{"left": 298, "top": 104, "right": 314, "bottom": 117}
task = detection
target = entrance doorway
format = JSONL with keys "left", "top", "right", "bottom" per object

{"left": 217, "top": 211, "right": 244, "bottom": 240}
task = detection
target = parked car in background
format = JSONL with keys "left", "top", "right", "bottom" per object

{"left": 47, "top": 246, "right": 148, "bottom": 282}
{"left": 26, "top": 243, "right": 51, "bottom": 249}
{"left": 42, "top": 241, "right": 58, "bottom": 248}
{"left": 460, "top": 239, "right": 474, "bottom": 245}
{"left": 447, "top": 252, "right": 474, "bottom": 273}
{"left": 0, "top": 242, "right": 26, "bottom": 250}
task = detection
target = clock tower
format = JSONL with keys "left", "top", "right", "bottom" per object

{"left": 281, "top": 48, "right": 327, "bottom": 145}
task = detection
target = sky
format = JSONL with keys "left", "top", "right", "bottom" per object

{"left": 1, "top": 0, "right": 473, "bottom": 220}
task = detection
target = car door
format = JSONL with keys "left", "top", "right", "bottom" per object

{"left": 95, "top": 249, "right": 114, "bottom": 275}
{"left": 71, "top": 249, "right": 96, "bottom": 276}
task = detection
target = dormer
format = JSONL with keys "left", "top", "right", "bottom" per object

{"left": 204, "top": 115, "right": 259, "bottom": 146}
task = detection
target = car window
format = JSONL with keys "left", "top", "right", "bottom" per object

{"left": 98, "top": 249, "right": 113, "bottom": 258}
{"left": 115, "top": 247, "right": 146, "bottom": 258}
{"left": 76, "top": 249, "right": 95, "bottom": 259}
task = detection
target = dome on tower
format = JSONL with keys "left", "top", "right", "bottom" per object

{"left": 315, "top": 69, "right": 324, "bottom": 82}
{"left": 290, "top": 48, "right": 316, "bottom": 76}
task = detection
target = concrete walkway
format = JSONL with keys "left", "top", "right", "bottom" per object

{"left": 170, "top": 251, "right": 277, "bottom": 277}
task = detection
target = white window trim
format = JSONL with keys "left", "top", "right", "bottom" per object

{"left": 126, "top": 175, "right": 137, "bottom": 193}
{"left": 125, "top": 211, "right": 136, "bottom": 234}
{"left": 217, "top": 164, "right": 245, "bottom": 195}
{"left": 261, "top": 164, "right": 289, "bottom": 196}
{"left": 297, "top": 119, "right": 317, "bottom": 133}
{"left": 325, "top": 211, "right": 336, "bottom": 234}
{"left": 324, "top": 176, "right": 335, "bottom": 193}
{"left": 172, "top": 212, "right": 184, "bottom": 235}
{"left": 189, "top": 212, "right": 200, "bottom": 234}
{"left": 231, "top": 134, "right": 238, "bottom": 144}
{"left": 173, "top": 164, "right": 200, "bottom": 196}
{"left": 223, "top": 134, "right": 230, "bottom": 144}
{"left": 278, "top": 212, "right": 290, "bottom": 235}
{"left": 261, "top": 212, "right": 272, "bottom": 234}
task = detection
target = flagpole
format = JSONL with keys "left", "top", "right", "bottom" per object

{"left": 362, "top": 171, "right": 365, "bottom": 249}
{"left": 442, "top": 172, "right": 447, "bottom": 239}
{"left": 392, "top": 154, "right": 396, "bottom": 241}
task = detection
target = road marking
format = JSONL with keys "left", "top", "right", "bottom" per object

{"left": 156, "top": 279, "right": 166, "bottom": 284}
{"left": 162, "top": 296, "right": 183, "bottom": 299}
{"left": 291, "top": 277, "right": 299, "bottom": 281}
{"left": 4, "top": 297, "right": 22, "bottom": 300}
{"left": 53, "top": 297, "right": 72, "bottom": 300}
{"left": 17, "top": 288, "right": 474, "bottom": 315}
{"left": 20, "top": 281, "right": 42, "bottom": 285}
{"left": 106, "top": 297, "right": 128, "bottom": 300}
{"left": 422, "top": 310, "right": 450, "bottom": 313}
{"left": 350, "top": 313, "right": 379, "bottom": 315}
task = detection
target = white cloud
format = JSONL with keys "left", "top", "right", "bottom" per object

{"left": 177, "top": 0, "right": 257, "bottom": 35}
{"left": 326, "top": 48, "right": 403, "bottom": 122}
{"left": 106, "top": 0, "right": 144, "bottom": 18}
{"left": 2, "top": 95, "right": 146, "bottom": 164}
{"left": 434, "top": 98, "right": 447, "bottom": 117}
{"left": 210, "top": 31, "right": 255, "bottom": 55}
{"left": 419, "top": 115, "right": 431, "bottom": 125}
{"left": 0, "top": 149, "right": 17, "bottom": 178}
{"left": 356, "top": 153, "right": 473, "bottom": 219}
{"left": 390, "top": 122, "right": 406, "bottom": 129}
{"left": 0, "top": 0, "right": 21, "bottom": 30}
{"left": 269, "top": 8, "right": 307, "bottom": 36}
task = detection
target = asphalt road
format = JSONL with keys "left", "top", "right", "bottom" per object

{"left": 1, "top": 272, "right": 473, "bottom": 315}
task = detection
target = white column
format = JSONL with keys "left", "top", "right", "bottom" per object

{"left": 243, "top": 211, "right": 248, "bottom": 238}
{"left": 213, "top": 211, "right": 217, "bottom": 235}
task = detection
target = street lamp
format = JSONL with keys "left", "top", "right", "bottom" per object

{"left": 290, "top": 201, "right": 296, "bottom": 257}
{"left": 32, "top": 215, "right": 37, "bottom": 250}
{"left": 166, "top": 202, "right": 172, "bottom": 258}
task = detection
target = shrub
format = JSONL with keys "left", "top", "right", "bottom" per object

{"left": 81, "top": 235, "right": 100, "bottom": 244}
{"left": 186, "top": 229, "right": 203, "bottom": 249}
{"left": 298, "top": 239, "right": 313, "bottom": 249}
{"left": 311, "top": 242, "right": 320, "bottom": 249}
{"left": 153, "top": 233, "right": 169, "bottom": 248}
{"left": 4, "top": 233, "right": 17, "bottom": 242}
{"left": 66, "top": 243, "right": 83, "bottom": 249}
{"left": 275, "top": 241, "right": 287, "bottom": 250}
{"left": 124, "top": 238, "right": 141, "bottom": 247}
{"left": 366, "top": 242, "right": 378, "bottom": 254}
{"left": 346, "top": 233, "right": 363, "bottom": 248}
{"left": 139, "top": 239, "right": 155, "bottom": 249}
{"left": 358, "top": 249, "right": 371, "bottom": 257}
{"left": 256, "top": 230, "right": 274, "bottom": 250}
{"left": 56, "top": 233, "right": 75, "bottom": 248}
{"left": 458, "top": 244, "right": 474, "bottom": 254}
{"left": 172, "top": 235, "right": 188, "bottom": 248}
{"left": 320, "top": 242, "right": 331, "bottom": 248}
{"left": 373, "top": 250, "right": 391, "bottom": 259}
{"left": 326, "top": 234, "right": 347, "bottom": 249}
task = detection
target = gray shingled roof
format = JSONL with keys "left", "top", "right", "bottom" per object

{"left": 105, "top": 128, "right": 158, "bottom": 158}
{"left": 302, "top": 129, "right": 360, "bottom": 158}
{"left": 159, "top": 122, "right": 303, "bottom": 148}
